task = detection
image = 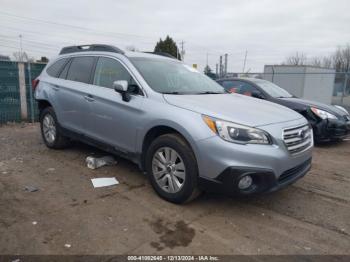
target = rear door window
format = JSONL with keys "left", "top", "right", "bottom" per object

{"left": 66, "top": 56, "right": 95, "bottom": 84}
{"left": 46, "top": 58, "right": 68, "bottom": 77}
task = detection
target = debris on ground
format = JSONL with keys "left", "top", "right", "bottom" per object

{"left": 32, "top": 221, "right": 37, "bottom": 225}
{"left": 86, "top": 155, "right": 117, "bottom": 170}
{"left": 24, "top": 186, "right": 39, "bottom": 192}
{"left": 46, "top": 168, "right": 55, "bottom": 172}
{"left": 64, "top": 243, "right": 71, "bottom": 248}
{"left": 91, "top": 177, "right": 119, "bottom": 188}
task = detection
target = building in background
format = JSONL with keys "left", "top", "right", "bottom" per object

{"left": 263, "top": 65, "right": 335, "bottom": 105}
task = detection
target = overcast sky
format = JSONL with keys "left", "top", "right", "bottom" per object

{"left": 0, "top": 0, "right": 349, "bottom": 72}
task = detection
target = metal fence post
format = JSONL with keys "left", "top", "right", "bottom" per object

{"left": 341, "top": 73, "right": 348, "bottom": 106}
{"left": 27, "top": 63, "right": 34, "bottom": 123}
{"left": 17, "top": 62, "right": 28, "bottom": 121}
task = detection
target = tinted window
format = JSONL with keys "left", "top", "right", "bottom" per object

{"left": 58, "top": 59, "right": 71, "bottom": 79}
{"left": 222, "top": 80, "right": 259, "bottom": 96}
{"left": 250, "top": 79, "right": 293, "bottom": 98}
{"left": 46, "top": 58, "right": 68, "bottom": 77}
{"left": 93, "top": 57, "right": 133, "bottom": 88}
{"left": 66, "top": 56, "right": 95, "bottom": 84}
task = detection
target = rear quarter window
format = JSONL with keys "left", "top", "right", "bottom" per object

{"left": 46, "top": 58, "right": 68, "bottom": 77}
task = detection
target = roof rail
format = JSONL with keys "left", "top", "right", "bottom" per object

{"left": 59, "top": 44, "right": 125, "bottom": 55}
{"left": 144, "top": 51, "right": 177, "bottom": 60}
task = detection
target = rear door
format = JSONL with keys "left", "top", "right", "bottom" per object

{"left": 86, "top": 56, "right": 145, "bottom": 153}
{"left": 50, "top": 56, "right": 96, "bottom": 132}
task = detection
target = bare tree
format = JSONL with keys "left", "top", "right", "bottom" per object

{"left": 309, "top": 56, "right": 322, "bottom": 67}
{"left": 284, "top": 52, "right": 307, "bottom": 66}
{"left": 332, "top": 44, "right": 350, "bottom": 72}
{"left": 12, "top": 51, "right": 34, "bottom": 62}
{"left": 322, "top": 56, "right": 332, "bottom": 68}
{"left": 125, "top": 45, "right": 139, "bottom": 52}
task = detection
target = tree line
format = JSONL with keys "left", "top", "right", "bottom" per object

{"left": 283, "top": 44, "right": 350, "bottom": 72}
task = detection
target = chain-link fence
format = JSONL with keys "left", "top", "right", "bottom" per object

{"left": 223, "top": 71, "right": 350, "bottom": 112}
{"left": 0, "top": 61, "right": 46, "bottom": 124}
{"left": 0, "top": 61, "right": 21, "bottom": 123}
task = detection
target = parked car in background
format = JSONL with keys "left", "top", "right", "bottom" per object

{"left": 34, "top": 45, "right": 313, "bottom": 203}
{"left": 217, "top": 77, "right": 350, "bottom": 143}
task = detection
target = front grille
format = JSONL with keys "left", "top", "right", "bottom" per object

{"left": 278, "top": 158, "right": 312, "bottom": 183}
{"left": 283, "top": 124, "right": 312, "bottom": 155}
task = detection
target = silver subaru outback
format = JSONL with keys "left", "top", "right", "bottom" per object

{"left": 34, "top": 44, "right": 313, "bottom": 203}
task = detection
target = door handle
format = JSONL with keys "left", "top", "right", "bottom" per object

{"left": 84, "top": 94, "right": 95, "bottom": 102}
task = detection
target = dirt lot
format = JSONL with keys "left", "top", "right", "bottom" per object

{"left": 0, "top": 123, "right": 349, "bottom": 255}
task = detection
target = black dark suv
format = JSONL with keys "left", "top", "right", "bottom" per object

{"left": 217, "top": 77, "right": 350, "bottom": 143}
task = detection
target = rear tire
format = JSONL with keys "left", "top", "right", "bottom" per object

{"left": 40, "top": 107, "right": 70, "bottom": 149}
{"left": 145, "top": 133, "right": 200, "bottom": 204}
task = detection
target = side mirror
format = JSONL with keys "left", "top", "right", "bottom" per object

{"left": 252, "top": 91, "right": 264, "bottom": 99}
{"left": 113, "top": 80, "right": 131, "bottom": 102}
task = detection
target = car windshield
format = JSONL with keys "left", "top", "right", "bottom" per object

{"left": 253, "top": 79, "right": 293, "bottom": 98}
{"left": 130, "top": 57, "right": 226, "bottom": 94}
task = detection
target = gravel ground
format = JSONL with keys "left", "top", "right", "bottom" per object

{"left": 0, "top": 123, "right": 349, "bottom": 255}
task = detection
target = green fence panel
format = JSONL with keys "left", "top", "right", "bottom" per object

{"left": 0, "top": 61, "right": 20, "bottom": 124}
{"left": 25, "top": 62, "right": 46, "bottom": 122}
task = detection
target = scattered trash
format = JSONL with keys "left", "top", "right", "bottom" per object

{"left": 123, "top": 228, "right": 128, "bottom": 232}
{"left": 32, "top": 221, "right": 37, "bottom": 225}
{"left": 304, "top": 246, "right": 311, "bottom": 250}
{"left": 47, "top": 168, "right": 55, "bottom": 172}
{"left": 24, "top": 186, "right": 39, "bottom": 192}
{"left": 86, "top": 156, "right": 117, "bottom": 170}
{"left": 64, "top": 243, "right": 71, "bottom": 248}
{"left": 11, "top": 259, "right": 20, "bottom": 262}
{"left": 91, "top": 177, "right": 119, "bottom": 188}
{"left": 2, "top": 171, "right": 8, "bottom": 175}
{"left": 261, "top": 213, "right": 265, "bottom": 216}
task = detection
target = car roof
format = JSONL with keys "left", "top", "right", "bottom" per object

{"left": 217, "top": 77, "right": 269, "bottom": 84}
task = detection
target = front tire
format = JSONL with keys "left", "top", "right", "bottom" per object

{"left": 40, "top": 107, "right": 70, "bottom": 149}
{"left": 145, "top": 133, "right": 200, "bottom": 204}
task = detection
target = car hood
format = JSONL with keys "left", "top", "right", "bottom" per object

{"left": 277, "top": 97, "right": 347, "bottom": 117}
{"left": 163, "top": 93, "right": 303, "bottom": 127}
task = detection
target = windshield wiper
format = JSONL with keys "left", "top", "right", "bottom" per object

{"left": 162, "top": 91, "right": 181, "bottom": 94}
{"left": 197, "top": 91, "right": 226, "bottom": 94}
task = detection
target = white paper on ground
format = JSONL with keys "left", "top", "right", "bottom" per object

{"left": 91, "top": 177, "right": 119, "bottom": 188}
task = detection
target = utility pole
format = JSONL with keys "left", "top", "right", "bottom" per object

{"left": 180, "top": 41, "right": 185, "bottom": 62}
{"left": 215, "top": 63, "right": 218, "bottom": 77}
{"left": 242, "top": 50, "right": 248, "bottom": 73}
{"left": 219, "top": 56, "right": 223, "bottom": 78}
{"left": 206, "top": 53, "right": 209, "bottom": 66}
{"left": 19, "top": 34, "right": 23, "bottom": 62}
{"left": 224, "top": 53, "right": 228, "bottom": 77}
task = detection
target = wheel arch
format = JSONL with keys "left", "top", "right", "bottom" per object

{"left": 140, "top": 124, "right": 198, "bottom": 171}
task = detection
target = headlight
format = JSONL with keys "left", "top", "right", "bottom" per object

{"left": 202, "top": 115, "right": 271, "bottom": 144}
{"left": 334, "top": 105, "right": 349, "bottom": 115}
{"left": 311, "top": 107, "right": 337, "bottom": 120}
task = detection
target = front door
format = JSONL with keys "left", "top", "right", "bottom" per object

{"left": 86, "top": 57, "right": 145, "bottom": 153}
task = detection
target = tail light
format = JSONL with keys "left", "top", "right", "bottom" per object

{"left": 32, "top": 78, "right": 40, "bottom": 91}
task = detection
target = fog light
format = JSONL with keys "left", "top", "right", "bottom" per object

{"left": 238, "top": 175, "right": 253, "bottom": 190}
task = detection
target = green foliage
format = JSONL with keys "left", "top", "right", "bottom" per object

{"left": 154, "top": 35, "right": 180, "bottom": 60}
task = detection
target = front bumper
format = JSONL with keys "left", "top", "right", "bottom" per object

{"left": 313, "top": 117, "right": 350, "bottom": 141}
{"left": 193, "top": 118, "right": 313, "bottom": 195}
{"left": 198, "top": 158, "right": 311, "bottom": 196}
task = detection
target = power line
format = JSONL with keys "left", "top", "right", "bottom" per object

{"left": 0, "top": 11, "right": 157, "bottom": 42}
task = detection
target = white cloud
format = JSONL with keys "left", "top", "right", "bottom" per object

{"left": 0, "top": 0, "right": 349, "bottom": 71}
